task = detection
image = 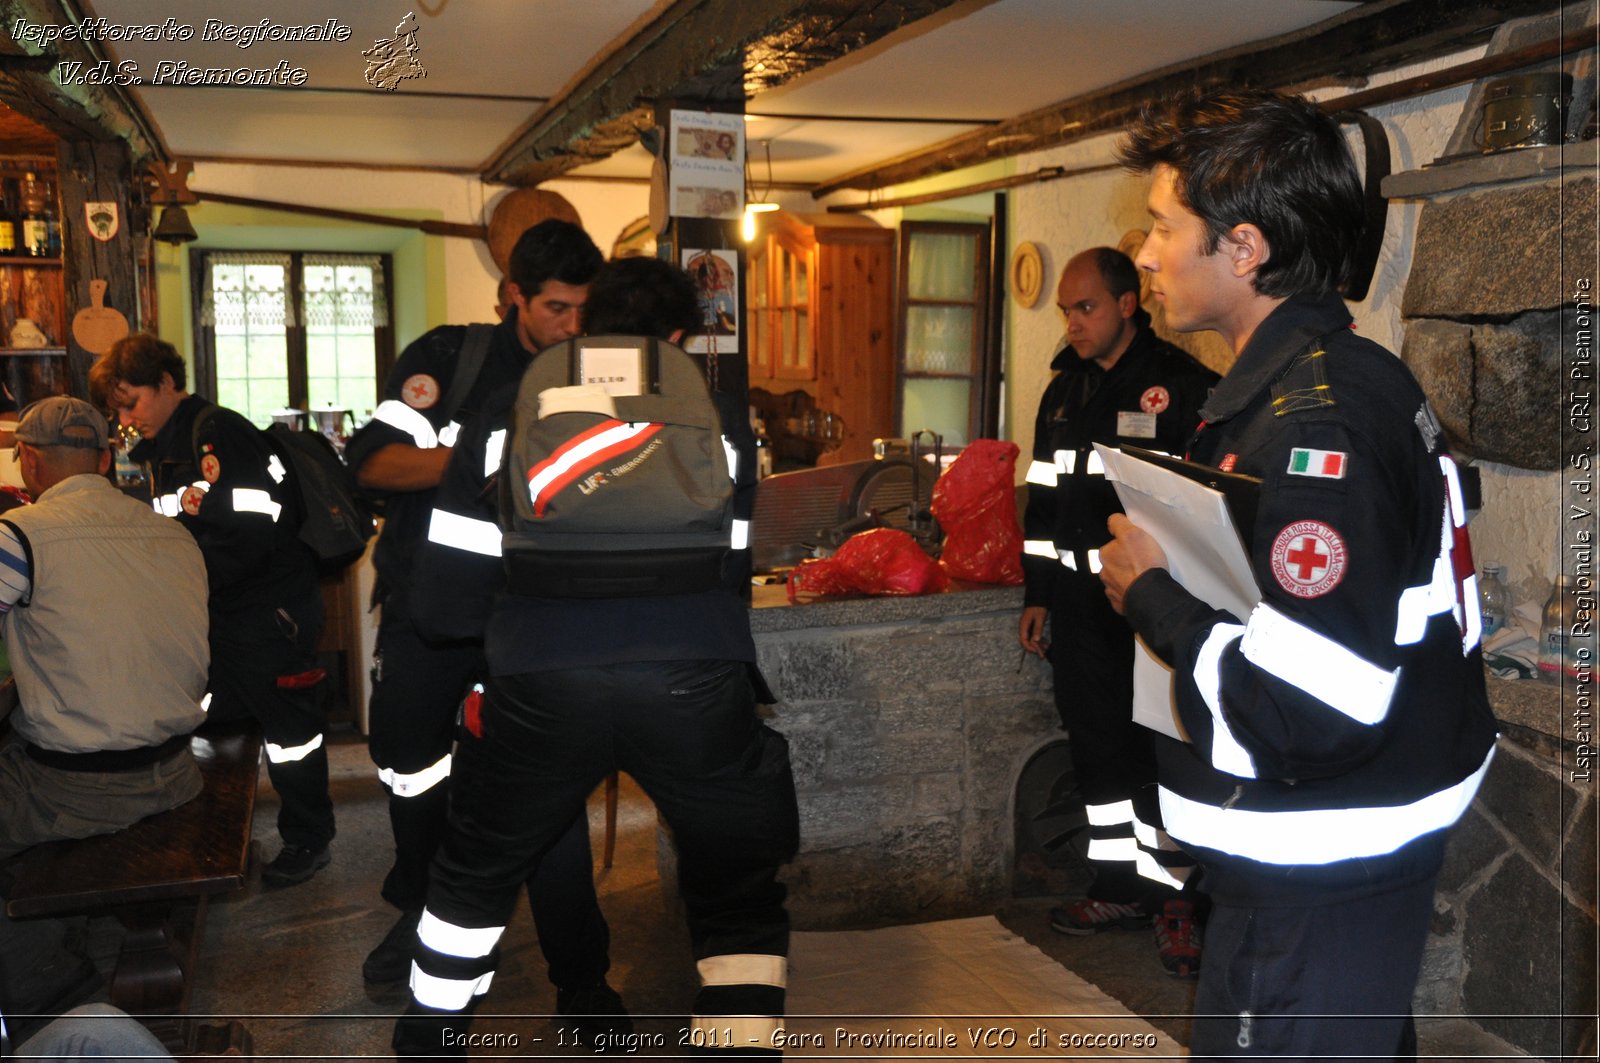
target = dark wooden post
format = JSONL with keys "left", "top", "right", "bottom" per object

{"left": 653, "top": 98, "right": 748, "bottom": 407}
{"left": 56, "top": 139, "right": 139, "bottom": 397}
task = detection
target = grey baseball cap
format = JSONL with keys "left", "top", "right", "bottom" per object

{"left": 15, "top": 395, "right": 111, "bottom": 450}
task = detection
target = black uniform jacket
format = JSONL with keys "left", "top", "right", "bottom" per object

{"left": 1122, "top": 293, "right": 1499, "bottom": 904}
{"left": 344, "top": 313, "right": 530, "bottom": 613}
{"left": 132, "top": 393, "right": 315, "bottom": 612}
{"left": 1022, "top": 324, "right": 1217, "bottom": 607}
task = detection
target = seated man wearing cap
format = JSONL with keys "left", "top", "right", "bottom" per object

{"left": 0, "top": 395, "right": 210, "bottom": 859}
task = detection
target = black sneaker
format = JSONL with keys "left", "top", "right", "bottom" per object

{"left": 556, "top": 981, "right": 631, "bottom": 1050}
{"left": 261, "top": 843, "right": 331, "bottom": 887}
{"left": 364, "top": 909, "right": 423, "bottom": 984}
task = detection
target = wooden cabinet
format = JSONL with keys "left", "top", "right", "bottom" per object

{"left": 746, "top": 211, "right": 895, "bottom": 465}
{"left": 1, "top": 156, "right": 70, "bottom": 409}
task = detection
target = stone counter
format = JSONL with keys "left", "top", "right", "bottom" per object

{"left": 747, "top": 583, "right": 1056, "bottom": 929}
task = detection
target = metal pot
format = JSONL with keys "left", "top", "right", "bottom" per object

{"left": 310, "top": 404, "right": 355, "bottom": 443}
{"left": 270, "top": 408, "right": 307, "bottom": 431}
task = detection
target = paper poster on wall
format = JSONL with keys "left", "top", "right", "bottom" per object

{"left": 669, "top": 110, "right": 743, "bottom": 219}
{"left": 682, "top": 249, "right": 739, "bottom": 355}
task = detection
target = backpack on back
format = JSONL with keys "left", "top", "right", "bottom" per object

{"left": 499, "top": 335, "right": 734, "bottom": 598}
{"left": 262, "top": 423, "right": 377, "bottom": 571}
{"left": 192, "top": 407, "right": 376, "bottom": 572}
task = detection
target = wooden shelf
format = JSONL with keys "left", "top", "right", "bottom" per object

{"left": 0, "top": 346, "right": 66, "bottom": 357}
{"left": 0, "top": 256, "right": 61, "bottom": 268}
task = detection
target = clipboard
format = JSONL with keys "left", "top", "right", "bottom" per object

{"left": 1094, "top": 444, "right": 1265, "bottom": 741}
{"left": 1116, "top": 444, "right": 1262, "bottom": 550}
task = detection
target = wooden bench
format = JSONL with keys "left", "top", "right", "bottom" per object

{"left": 2, "top": 719, "right": 263, "bottom": 1055}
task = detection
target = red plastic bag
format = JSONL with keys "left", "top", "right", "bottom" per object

{"left": 931, "top": 438, "right": 1025, "bottom": 585}
{"left": 788, "top": 527, "right": 949, "bottom": 601}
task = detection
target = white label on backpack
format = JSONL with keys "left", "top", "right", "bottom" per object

{"left": 577, "top": 347, "right": 646, "bottom": 396}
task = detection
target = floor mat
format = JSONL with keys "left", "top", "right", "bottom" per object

{"left": 784, "top": 916, "right": 1183, "bottom": 1056}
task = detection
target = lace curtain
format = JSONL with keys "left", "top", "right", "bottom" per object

{"left": 198, "top": 252, "right": 388, "bottom": 329}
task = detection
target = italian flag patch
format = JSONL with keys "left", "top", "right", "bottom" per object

{"left": 1287, "top": 447, "right": 1347, "bottom": 479}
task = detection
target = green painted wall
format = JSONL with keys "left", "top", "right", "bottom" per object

{"left": 151, "top": 200, "right": 445, "bottom": 391}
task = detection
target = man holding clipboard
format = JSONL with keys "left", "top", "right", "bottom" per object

{"left": 1100, "top": 88, "right": 1497, "bottom": 1059}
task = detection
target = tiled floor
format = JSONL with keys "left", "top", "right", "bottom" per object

{"left": 81, "top": 729, "right": 1532, "bottom": 1059}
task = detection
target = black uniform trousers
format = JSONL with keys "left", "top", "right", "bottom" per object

{"left": 396, "top": 658, "right": 799, "bottom": 1056}
{"left": 1047, "top": 566, "right": 1176, "bottom": 906}
{"left": 206, "top": 588, "right": 334, "bottom": 851}
{"left": 1190, "top": 870, "right": 1435, "bottom": 1060}
{"left": 367, "top": 599, "right": 611, "bottom": 992}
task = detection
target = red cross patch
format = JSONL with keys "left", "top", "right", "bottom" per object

{"left": 200, "top": 454, "right": 221, "bottom": 484}
{"left": 402, "top": 373, "right": 440, "bottom": 409}
{"left": 180, "top": 485, "right": 206, "bottom": 517}
{"left": 1270, "top": 520, "right": 1347, "bottom": 598}
{"left": 1140, "top": 386, "right": 1170, "bottom": 415}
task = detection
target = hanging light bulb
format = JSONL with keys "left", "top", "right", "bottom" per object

{"left": 742, "top": 139, "right": 780, "bottom": 241}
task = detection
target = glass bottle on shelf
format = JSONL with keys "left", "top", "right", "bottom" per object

{"left": 42, "top": 177, "right": 60, "bottom": 258}
{"left": 1537, "top": 575, "right": 1575, "bottom": 684}
{"left": 0, "top": 177, "right": 17, "bottom": 255}
{"left": 19, "top": 172, "right": 48, "bottom": 258}
{"left": 1478, "top": 563, "right": 1509, "bottom": 638}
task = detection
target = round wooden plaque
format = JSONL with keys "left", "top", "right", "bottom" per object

{"left": 487, "top": 189, "right": 583, "bottom": 274}
{"left": 1009, "top": 241, "right": 1045, "bottom": 308}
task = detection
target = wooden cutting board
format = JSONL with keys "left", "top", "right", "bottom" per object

{"left": 71, "top": 278, "right": 130, "bottom": 355}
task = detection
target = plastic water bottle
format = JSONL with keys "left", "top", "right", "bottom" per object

{"left": 1479, "top": 564, "right": 1509, "bottom": 638}
{"left": 1538, "top": 575, "right": 1573, "bottom": 684}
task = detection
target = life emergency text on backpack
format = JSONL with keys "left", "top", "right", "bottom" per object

{"left": 499, "top": 335, "right": 735, "bottom": 598}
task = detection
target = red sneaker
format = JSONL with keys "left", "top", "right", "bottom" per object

{"left": 1154, "top": 899, "right": 1202, "bottom": 979}
{"left": 1049, "top": 898, "right": 1151, "bottom": 935}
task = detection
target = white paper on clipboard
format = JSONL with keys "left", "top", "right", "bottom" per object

{"left": 1094, "top": 443, "right": 1262, "bottom": 741}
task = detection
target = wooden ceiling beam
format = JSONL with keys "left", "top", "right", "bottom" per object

{"left": 483, "top": 0, "right": 964, "bottom": 186}
{"left": 0, "top": 0, "right": 166, "bottom": 162}
{"left": 810, "top": 0, "right": 1566, "bottom": 197}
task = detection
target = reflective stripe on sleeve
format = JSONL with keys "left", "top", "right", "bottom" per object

{"left": 1025, "top": 460, "right": 1058, "bottom": 487}
{"left": 1158, "top": 745, "right": 1495, "bottom": 865}
{"left": 722, "top": 435, "right": 739, "bottom": 482}
{"left": 1087, "top": 836, "right": 1139, "bottom": 863}
{"left": 1240, "top": 602, "right": 1398, "bottom": 726}
{"left": 1023, "top": 539, "right": 1058, "bottom": 559}
{"left": 427, "top": 508, "right": 502, "bottom": 558}
{"left": 1135, "top": 849, "right": 1189, "bottom": 889}
{"left": 1084, "top": 799, "right": 1135, "bottom": 827}
{"left": 154, "top": 494, "right": 180, "bottom": 517}
{"left": 697, "top": 954, "right": 788, "bottom": 988}
{"left": 417, "top": 909, "right": 505, "bottom": 959}
{"left": 373, "top": 400, "right": 439, "bottom": 449}
{"left": 438, "top": 420, "right": 462, "bottom": 448}
{"left": 1194, "top": 622, "right": 1256, "bottom": 779}
{"left": 232, "top": 488, "right": 283, "bottom": 522}
{"left": 1085, "top": 450, "right": 1105, "bottom": 476}
{"left": 1054, "top": 450, "right": 1076, "bottom": 475}
{"left": 265, "top": 733, "right": 324, "bottom": 764}
{"left": 379, "top": 753, "right": 452, "bottom": 797}
{"left": 1086, "top": 549, "right": 1102, "bottom": 573}
{"left": 409, "top": 966, "right": 494, "bottom": 1011}
{"left": 484, "top": 428, "right": 507, "bottom": 480}
{"left": 731, "top": 518, "right": 750, "bottom": 551}
{"left": 267, "top": 453, "right": 287, "bottom": 483}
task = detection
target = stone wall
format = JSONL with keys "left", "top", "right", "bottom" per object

{"left": 1420, "top": 680, "right": 1598, "bottom": 1059}
{"left": 746, "top": 586, "right": 1056, "bottom": 928}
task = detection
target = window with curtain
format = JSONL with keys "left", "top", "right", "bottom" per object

{"left": 896, "top": 221, "right": 994, "bottom": 447}
{"left": 193, "top": 251, "right": 395, "bottom": 427}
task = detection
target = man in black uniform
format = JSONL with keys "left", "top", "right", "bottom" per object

{"left": 1020, "top": 248, "right": 1215, "bottom": 975}
{"left": 97, "top": 333, "right": 334, "bottom": 886}
{"left": 1102, "top": 87, "right": 1498, "bottom": 1057}
{"left": 393, "top": 256, "right": 798, "bottom": 1058}
{"left": 345, "top": 221, "right": 618, "bottom": 1019}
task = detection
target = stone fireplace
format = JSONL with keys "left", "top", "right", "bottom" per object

{"left": 1381, "top": 4, "right": 1597, "bottom": 1057}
